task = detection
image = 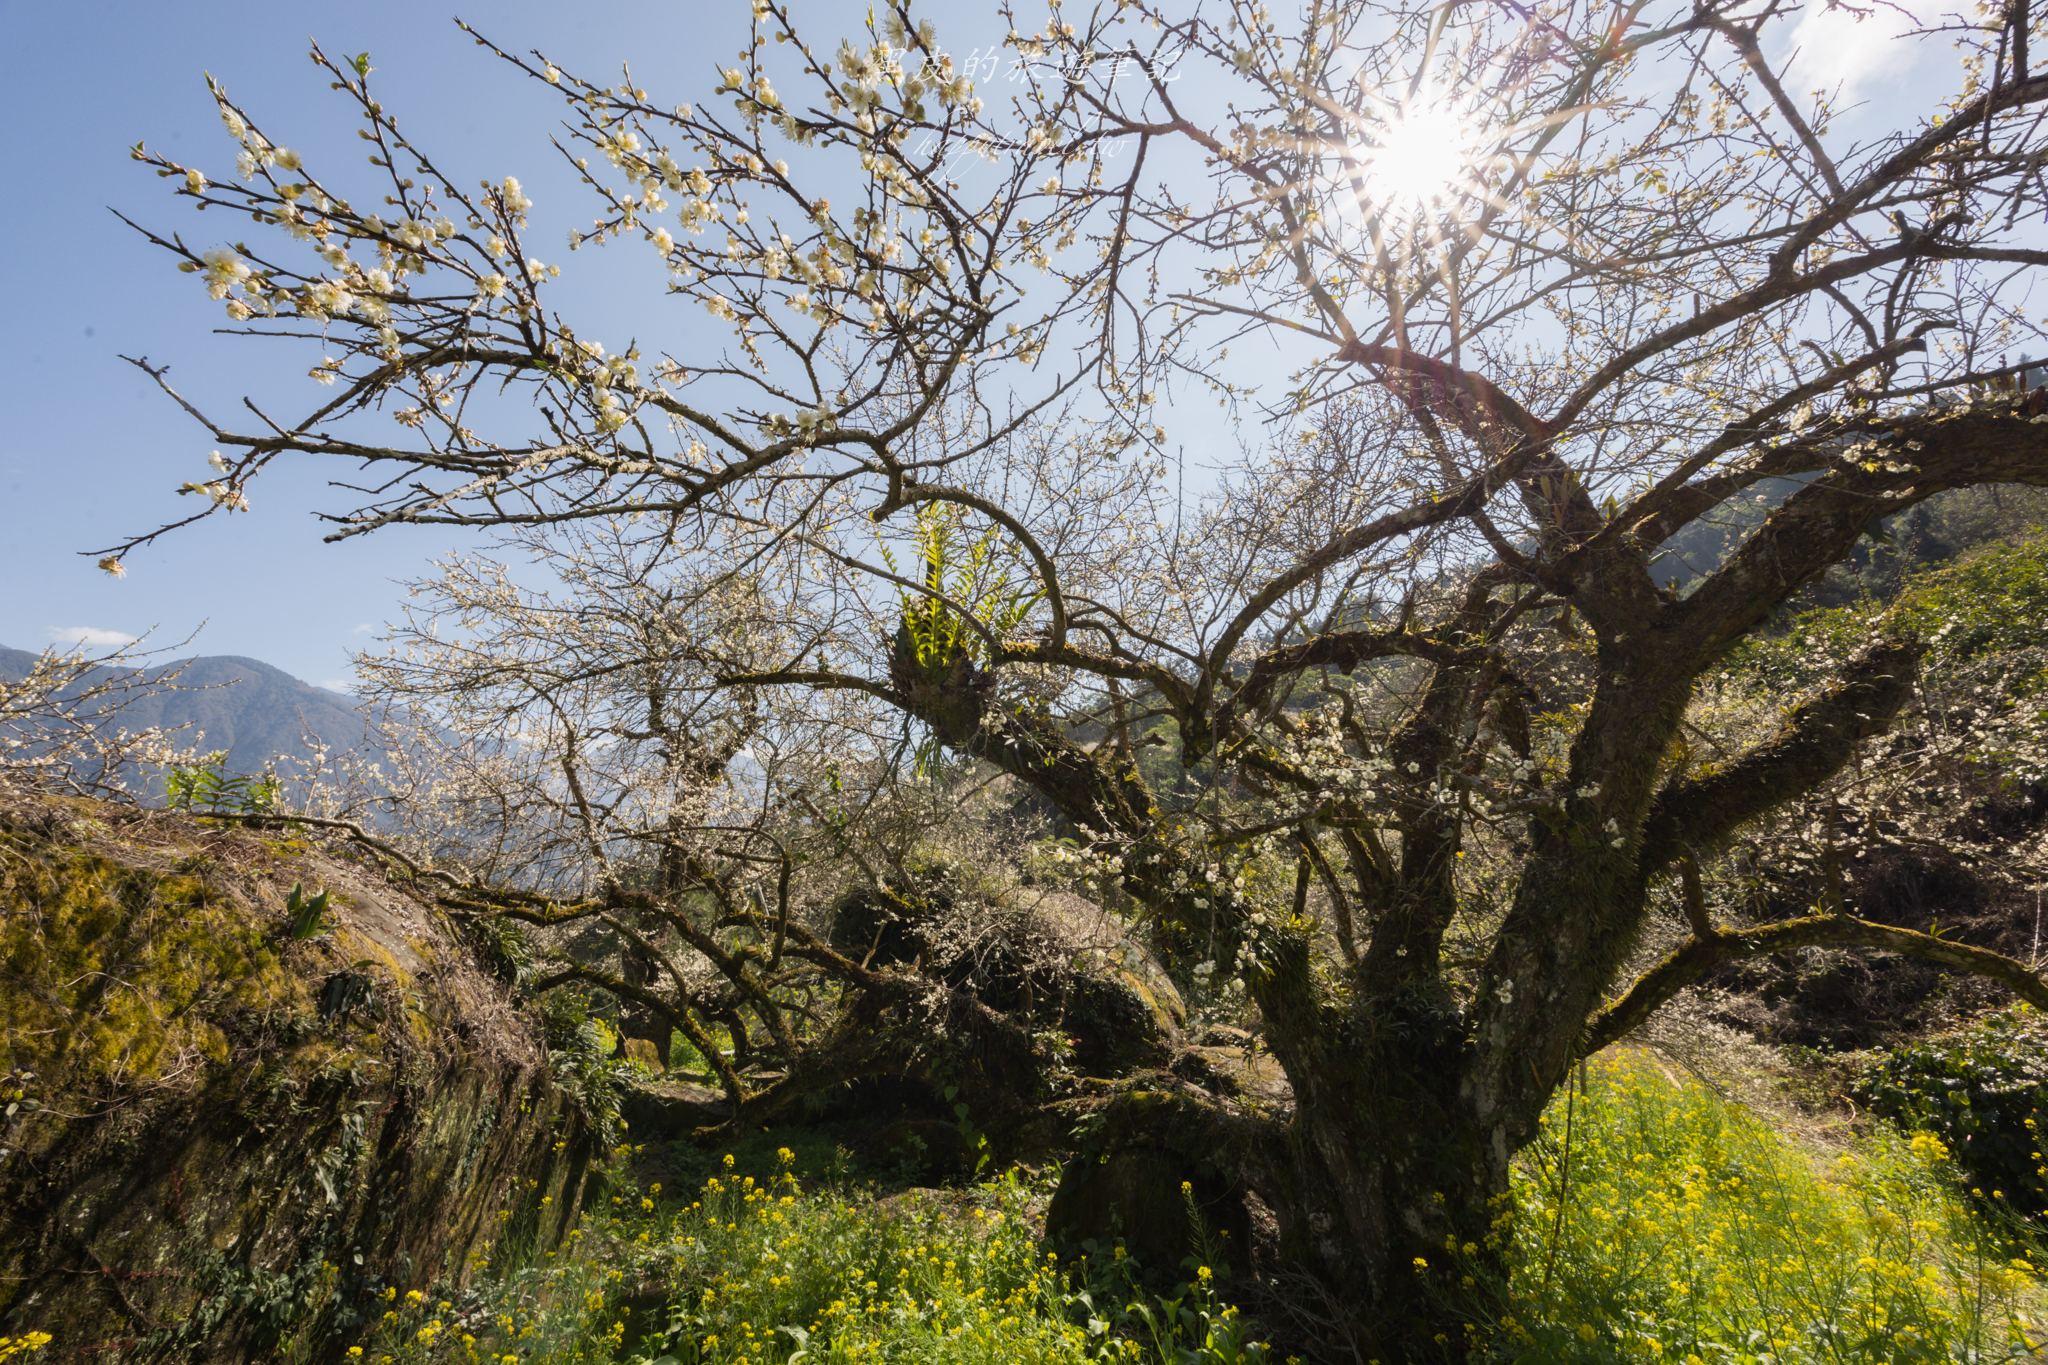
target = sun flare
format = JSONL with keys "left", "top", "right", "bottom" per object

{"left": 1348, "top": 95, "right": 1482, "bottom": 232}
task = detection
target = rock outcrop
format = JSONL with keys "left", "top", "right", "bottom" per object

{"left": 0, "top": 790, "right": 595, "bottom": 1362}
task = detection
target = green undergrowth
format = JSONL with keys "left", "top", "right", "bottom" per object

{"left": 1730, "top": 533, "right": 2048, "bottom": 693}
{"left": 342, "top": 1152, "right": 1273, "bottom": 1365}
{"left": 1463, "top": 1052, "right": 2046, "bottom": 1363}
{"left": 1857, "top": 1008, "right": 2048, "bottom": 1223}
{"left": 318, "top": 1054, "right": 2045, "bottom": 1365}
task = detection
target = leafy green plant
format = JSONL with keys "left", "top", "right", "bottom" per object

{"left": 463, "top": 913, "right": 536, "bottom": 988}
{"left": 942, "top": 1084, "right": 994, "bottom": 1180}
{"left": 879, "top": 504, "right": 1043, "bottom": 777}
{"left": 540, "top": 993, "right": 629, "bottom": 1148}
{"left": 1103, "top": 1183, "right": 1268, "bottom": 1365}
{"left": 165, "top": 751, "right": 280, "bottom": 816}
{"left": 881, "top": 503, "right": 1042, "bottom": 673}
{"left": 1858, "top": 1008, "right": 2048, "bottom": 1221}
{"left": 283, "top": 882, "right": 333, "bottom": 941}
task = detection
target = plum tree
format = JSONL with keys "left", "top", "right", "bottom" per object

{"left": 117, "top": 0, "right": 2048, "bottom": 1350}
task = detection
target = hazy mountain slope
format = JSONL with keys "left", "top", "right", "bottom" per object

{"left": 0, "top": 646, "right": 376, "bottom": 776}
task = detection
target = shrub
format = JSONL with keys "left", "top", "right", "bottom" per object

{"left": 334, "top": 1055, "right": 2048, "bottom": 1363}
{"left": 1465, "top": 1053, "right": 2045, "bottom": 1363}
{"left": 1858, "top": 1008, "right": 2048, "bottom": 1221}
{"left": 538, "top": 994, "right": 629, "bottom": 1150}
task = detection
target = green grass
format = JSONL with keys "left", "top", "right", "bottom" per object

{"left": 1466, "top": 1053, "right": 2046, "bottom": 1363}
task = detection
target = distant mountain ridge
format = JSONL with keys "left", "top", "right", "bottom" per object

{"left": 0, "top": 646, "right": 376, "bottom": 777}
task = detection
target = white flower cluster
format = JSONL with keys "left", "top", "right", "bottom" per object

{"left": 179, "top": 475, "right": 250, "bottom": 512}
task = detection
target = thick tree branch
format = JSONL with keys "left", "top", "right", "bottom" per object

{"left": 194, "top": 809, "right": 463, "bottom": 889}
{"left": 1639, "top": 638, "right": 1920, "bottom": 875}
{"left": 1208, "top": 621, "right": 1486, "bottom": 755}
{"left": 1336, "top": 342, "right": 1559, "bottom": 443}
{"left": 1582, "top": 913, "right": 2048, "bottom": 1055}
{"left": 1676, "top": 406, "right": 2048, "bottom": 661}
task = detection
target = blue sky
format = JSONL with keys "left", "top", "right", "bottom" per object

{"left": 0, "top": 1, "right": 1956, "bottom": 690}
{"left": 0, "top": 1, "right": 807, "bottom": 688}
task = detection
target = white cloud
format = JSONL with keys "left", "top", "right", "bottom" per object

{"left": 316, "top": 677, "right": 356, "bottom": 694}
{"left": 350, "top": 623, "right": 377, "bottom": 635}
{"left": 1780, "top": 0, "right": 1952, "bottom": 103}
{"left": 47, "top": 625, "right": 139, "bottom": 649}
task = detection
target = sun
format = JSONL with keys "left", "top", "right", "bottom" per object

{"left": 1347, "top": 95, "right": 1483, "bottom": 234}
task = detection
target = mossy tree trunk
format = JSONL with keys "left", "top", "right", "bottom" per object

{"left": 880, "top": 443, "right": 2048, "bottom": 1355}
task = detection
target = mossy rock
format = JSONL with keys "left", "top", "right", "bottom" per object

{"left": 620, "top": 1036, "right": 665, "bottom": 1072}
{"left": 0, "top": 790, "right": 596, "bottom": 1362}
{"left": 828, "top": 878, "right": 1185, "bottom": 1075}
